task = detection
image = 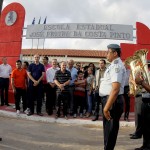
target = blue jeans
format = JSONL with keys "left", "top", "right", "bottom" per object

{"left": 86, "top": 90, "right": 93, "bottom": 113}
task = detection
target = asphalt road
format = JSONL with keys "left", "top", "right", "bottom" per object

{"left": 0, "top": 116, "right": 142, "bottom": 150}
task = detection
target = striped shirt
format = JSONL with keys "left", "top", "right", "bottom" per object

{"left": 54, "top": 70, "right": 71, "bottom": 92}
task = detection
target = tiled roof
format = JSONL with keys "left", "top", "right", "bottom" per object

{"left": 21, "top": 49, "right": 107, "bottom": 58}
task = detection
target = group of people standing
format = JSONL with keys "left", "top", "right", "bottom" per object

{"left": 0, "top": 43, "right": 149, "bottom": 150}
{"left": 0, "top": 55, "right": 107, "bottom": 120}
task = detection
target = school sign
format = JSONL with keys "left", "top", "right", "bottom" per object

{"left": 26, "top": 23, "right": 133, "bottom": 41}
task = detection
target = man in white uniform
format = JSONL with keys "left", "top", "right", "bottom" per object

{"left": 99, "top": 44, "right": 126, "bottom": 150}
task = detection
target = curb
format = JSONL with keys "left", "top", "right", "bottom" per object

{"left": 0, "top": 110, "right": 135, "bottom": 127}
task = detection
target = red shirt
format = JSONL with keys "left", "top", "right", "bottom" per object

{"left": 74, "top": 78, "right": 86, "bottom": 97}
{"left": 11, "top": 68, "right": 27, "bottom": 89}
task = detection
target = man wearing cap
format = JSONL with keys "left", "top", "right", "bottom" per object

{"left": 99, "top": 44, "right": 126, "bottom": 150}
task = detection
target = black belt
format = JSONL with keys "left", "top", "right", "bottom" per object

{"left": 124, "top": 85, "right": 129, "bottom": 88}
{"left": 142, "top": 98, "right": 150, "bottom": 103}
{"left": 69, "top": 85, "right": 75, "bottom": 87}
{"left": 101, "top": 95, "right": 108, "bottom": 99}
{"left": 136, "top": 94, "right": 142, "bottom": 98}
{"left": 101, "top": 95, "right": 122, "bottom": 99}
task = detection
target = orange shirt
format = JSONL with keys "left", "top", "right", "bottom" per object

{"left": 11, "top": 68, "right": 27, "bottom": 89}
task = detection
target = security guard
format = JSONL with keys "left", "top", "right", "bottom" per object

{"left": 99, "top": 44, "right": 126, "bottom": 150}
{"left": 135, "top": 76, "right": 150, "bottom": 150}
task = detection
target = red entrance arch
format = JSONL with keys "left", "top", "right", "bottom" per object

{"left": 0, "top": 2, "right": 25, "bottom": 103}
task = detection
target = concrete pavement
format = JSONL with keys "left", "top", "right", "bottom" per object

{"left": 0, "top": 104, "right": 135, "bottom": 127}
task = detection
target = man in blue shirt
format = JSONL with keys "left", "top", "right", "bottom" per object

{"left": 27, "top": 54, "right": 45, "bottom": 116}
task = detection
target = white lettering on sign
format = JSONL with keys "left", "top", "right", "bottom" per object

{"left": 26, "top": 23, "right": 133, "bottom": 41}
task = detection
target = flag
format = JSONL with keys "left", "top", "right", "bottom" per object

{"left": 38, "top": 17, "right": 41, "bottom": 24}
{"left": 32, "top": 17, "right": 35, "bottom": 25}
{"left": 43, "top": 16, "right": 47, "bottom": 24}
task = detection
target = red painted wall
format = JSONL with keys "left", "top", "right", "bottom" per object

{"left": 121, "top": 22, "right": 150, "bottom": 112}
{"left": 0, "top": 3, "right": 25, "bottom": 103}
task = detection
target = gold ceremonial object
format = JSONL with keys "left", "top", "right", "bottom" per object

{"left": 125, "top": 49, "right": 150, "bottom": 96}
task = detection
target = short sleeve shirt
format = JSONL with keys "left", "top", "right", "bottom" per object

{"left": 11, "top": 68, "right": 27, "bottom": 89}
{"left": 54, "top": 70, "right": 71, "bottom": 92}
{"left": 28, "top": 63, "right": 45, "bottom": 84}
{"left": 99, "top": 57, "right": 126, "bottom": 96}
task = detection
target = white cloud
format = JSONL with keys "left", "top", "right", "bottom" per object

{"left": 3, "top": 0, "right": 150, "bottom": 50}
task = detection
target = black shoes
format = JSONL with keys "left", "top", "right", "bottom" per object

{"left": 55, "top": 113, "right": 60, "bottom": 119}
{"left": 0, "top": 137, "right": 2, "bottom": 141}
{"left": 129, "top": 133, "right": 135, "bottom": 136}
{"left": 6, "top": 103, "right": 10, "bottom": 106}
{"left": 130, "top": 134, "right": 142, "bottom": 139}
{"left": 37, "top": 113, "right": 43, "bottom": 116}
{"left": 134, "top": 146, "right": 149, "bottom": 150}
{"left": 27, "top": 112, "right": 33, "bottom": 116}
{"left": 124, "top": 117, "right": 129, "bottom": 121}
{"left": 0, "top": 103, "right": 10, "bottom": 106}
{"left": 92, "top": 116, "right": 99, "bottom": 121}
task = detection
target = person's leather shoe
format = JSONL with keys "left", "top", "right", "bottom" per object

{"left": 5, "top": 103, "right": 10, "bottom": 106}
{"left": 92, "top": 116, "right": 99, "bottom": 121}
{"left": 130, "top": 135, "right": 142, "bottom": 139}
{"left": 27, "top": 112, "right": 33, "bottom": 116}
{"left": 129, "top": 133, "right": 135, "bottom": 136}
{"left": 134, "top": 146, "right": 145, "bottom": 150}
{"left": 0, "top": 137, "right": 2, "bottom": 141}
{"left": 37, "top": 113, "right": 43, "bottom": 116}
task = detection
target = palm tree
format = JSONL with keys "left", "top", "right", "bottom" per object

{"left": 0, "top": 0, "right": 4, "bottom": 15}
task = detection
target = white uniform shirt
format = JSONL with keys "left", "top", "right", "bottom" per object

{"left": 0, "top": 64, "right": 12, "bottom": 78}
{"left": 46, "top": 67, "right": 60, "bottom": 83}
{"left": 99, "top": 57, "right": 126, "bottom": 97}
{"left": 124, "top": 69, "right": 130, "bottom": 86}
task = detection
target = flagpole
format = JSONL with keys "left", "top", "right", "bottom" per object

{"left": 37, "top": 17, "right": 41, "bottom": 49}
{"left": 43, "top": 16, "right": 47, "bottom": 49}
{"left": 37, "top": 38, "right": 39, "bottom": 49}
{"left": 31, "top": 39, "right": 33, "bottom": 49}
{"left": 43, "top": 39, "right": 45, "bottom": 49}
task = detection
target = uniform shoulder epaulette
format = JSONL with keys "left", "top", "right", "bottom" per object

{"left": 114, "top": 60, "right": 118, "bottom": 64}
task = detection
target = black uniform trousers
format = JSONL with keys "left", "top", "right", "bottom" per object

{"left": 134, "top": 95, "right": 143, "bottom": 137}
{"left": 101, "top": 95, "right": 123, "bottom": 150}
{"left": 141, "top": 98, "right": 150, "bottom": 149}
{"left": 14, "top": 88, "right": 27, "bottom": 111}
{"left": 94, "top": 90, "right": 101, "bottom": 117}
{"left": 28, "top": 83, "right": 43, "bottom": 114}
{"left": 68, "top": 85, "right": 75, "bottom": 114}
{"left": 0, "top": 78, "right": 9, "bottom": 105}
{"left": 56, "top": 91, "right": 69, "bottom": 116}
{"left": 123, "top": 86, "right": 130, "bottom": 119}
{"left": 46, "top": 84, "right": 56, "bottom": 115}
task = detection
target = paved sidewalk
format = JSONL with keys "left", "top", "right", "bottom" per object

{"left": 0, "top": 104, "right": 135, "bottom": 127}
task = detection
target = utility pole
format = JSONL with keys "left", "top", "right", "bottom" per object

{"left": 0, "top": 0, "right": 4, "bottom": 15}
